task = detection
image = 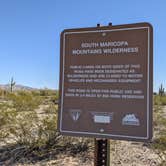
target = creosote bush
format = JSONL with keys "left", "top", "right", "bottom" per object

{"left": 0, "top": 105, "right": 17, "bottom": 140}
{"left": 6, "top": 91, "right": 41, "bottom": 112}
{"left": 154, "top": 95, "right": 166, "bottom": 106}
{"left": 0, "top": 90, "right": 92, "bottom": 163}
{"left": 152, "top": 135, "right": 166, "bottom": 151}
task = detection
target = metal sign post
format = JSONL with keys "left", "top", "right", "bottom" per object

{"left": 94, "top": 139, "right": 110, "bottom": 166}
{"left": 94, "top": 24, "right": 110, "bottom": 166}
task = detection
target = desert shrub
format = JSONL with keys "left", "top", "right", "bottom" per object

{"left": 0, "top": 91, "right": 42, "bottom": 145}
{"left": 11, "top": 105, "right": 58, "bottom": 147}
{"left": 152, "top": 135, "right": 166, "bottom": 151}
{"left": 160, "top": 96, "right": 166, "bottom": 105}
{"left": 0, "top": 89, "right": 92, "bottom": 164}
{"left": 39, "top": 89, "right": 48, "bottom": 96}
{"left": 154, "top": 95, "right": 166, "bottom": 106}
{"left": 43, "top": 103, "right": 57, "bottom": 114}
{"left": 158, "top": 116, "right": 166, "bottom": 127}
{"left": 0, "top": 103, "right": 18, "bottom": 140}
{"left": 0, "top": 90, "right": 59, "bottom": 146}
{"left": 56, "top": 136, "right": 93, "bottom": 155}
{"left": 39, "top": 89, "right": 58, "bottom": 105}
{"left": 39, "top": 114, "right": 58, "bottom": 142}
{"left": 34, "top": 112, "right": 92, "bottom": 155}
{"left": 0, "top": 89, "right": 8, "bottom": 98}
{"left": 69, "top": 137, "right": 93, "bottom": 154}
{"left": 0, "top": 88, "right": 3, "bottom": 96}
{"left": 11, "top": 111, "right": 39, "bottom": 145}
{"left": 154, "top": 95, "right": 161, "bottom": 105}
{"left": 31, "top": 90, "right": 41, "bottom": 96}
{"left": 39, "top": 89, "right": 57, "bottom": 96}
{"left": 0, "top": 110, "right": 58, "bottom": 151}
{"left": 6, "top": 91, "right": 41, "bottom": 112}
{"left": 49, "top": 95, "right": 59, "bottom": 104}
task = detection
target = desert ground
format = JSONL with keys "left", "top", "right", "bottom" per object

{"left": 0, "top": 89, "right": 166, "bottom": 165}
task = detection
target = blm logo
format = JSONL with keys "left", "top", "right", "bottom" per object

{"left": 69, "top": 109, "right": 82, "bottom": 122}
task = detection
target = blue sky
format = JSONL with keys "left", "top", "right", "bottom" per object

{"left": 0, "top": 0, "right": 165, "bottom": 91}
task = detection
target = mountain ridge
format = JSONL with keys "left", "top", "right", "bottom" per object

{"left": 0, "top": 84, "right": 37, "bottom": 91}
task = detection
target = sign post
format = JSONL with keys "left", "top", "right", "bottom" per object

{"left": 94, "top": 24, "right": 110, "bottom": 166}
{"left": 94, "top": 139, "right": 110, "bottom": 166}
{"left": 58, "top": 22, "right": 153, "bottom": 165}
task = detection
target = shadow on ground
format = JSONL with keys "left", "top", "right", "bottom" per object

{"left": 0, "top": 138, "right": 92, "bottom": 165}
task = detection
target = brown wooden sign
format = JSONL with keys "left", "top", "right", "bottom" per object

{"left": 58, "top": 22, "right": 153, "bottom": 141}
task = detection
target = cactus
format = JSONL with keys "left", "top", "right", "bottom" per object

{"left": 10, "top": 77, "right": 16, "bottom": 92}
{"left": 159, "top": 84, "right": 165, "bottom": 96}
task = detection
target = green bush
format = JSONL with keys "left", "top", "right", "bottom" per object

{"left": 152, "top": 136, "right": 166, "bottom": 151}
{"left": 0, "top": 91, "right": 41, "bottom": 144}
{"left": 12, "top": 111, "right": 39, "bottom": 145}
{"left": 39, "top": 89, "right": 57, "bottom": 97}
{"left": 0, "top": 89, "right": 8, "bottom": 98}
{"left": 160, "top": 96, "right": 166, "bottom": 105}
{"left": 0, "top": 103, "right": 18, "bottom": 140}
{"left": 6, "top": 91, "right": 41, "bottom": 112}
{"left": 43, "top": 103, "right": 57, "bottom": 114}
{"left": 0, "top": 89, "right": 92, "bottom": 164}
{"left": 0, "top": 88, "right": 3, "bottom": 96}
{"left": 154, "top": 95, "right": 161, "bottom": 105}
{"left": 154, "top": 95, "right": 166, "bottom": 106}
{"left": 41, "top": 115, "right": 57, "bottom": 137}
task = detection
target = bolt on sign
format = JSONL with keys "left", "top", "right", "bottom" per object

{"left": 58, "top": 22, "right": 153, "bottom": 141}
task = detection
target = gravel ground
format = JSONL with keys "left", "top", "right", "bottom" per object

{"left": 3, "top": 141, "right": 164, "bottom": 166}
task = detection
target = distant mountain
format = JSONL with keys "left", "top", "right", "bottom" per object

{"left": 0, "top": 84, "right": 37, "bottom": 91}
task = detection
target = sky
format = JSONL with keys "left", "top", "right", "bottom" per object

{"left": 0, "top": 0, "right": 165, "bottom": 91}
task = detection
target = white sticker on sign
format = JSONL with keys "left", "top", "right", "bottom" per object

{"left": 94, "top": 115, "right": 111, "bottom": 123}
{"left": 122, "top": 114, "right": 140, "bottom": 126}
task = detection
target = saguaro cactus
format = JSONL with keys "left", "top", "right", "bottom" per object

{"left": 159, "top": 84, "right": 165, "bottom": 96}
{"left": 10, "top": 77, "right": 16, "bottom": 92}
